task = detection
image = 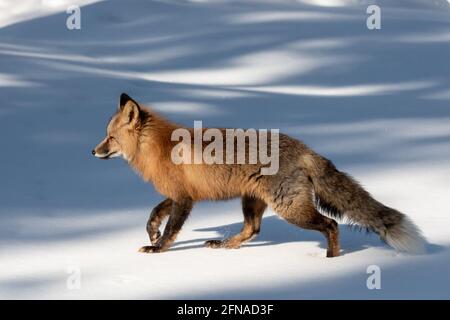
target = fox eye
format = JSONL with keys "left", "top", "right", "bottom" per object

{"left": 109, "top": 136, "right": 117, "bottom": 141}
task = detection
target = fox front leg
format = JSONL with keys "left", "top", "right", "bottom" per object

{"left": 139, "top": 198, "right": 193, "bottom": 253}
{"left": 145, "top": 198, "right": 173, "bottom": 245}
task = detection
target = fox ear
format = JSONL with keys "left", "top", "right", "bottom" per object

{"left": 119, "top": 93, "right": 132, "bottom": 110}
{"left": 119, "top": 93, "right": 140, "bottom": 125}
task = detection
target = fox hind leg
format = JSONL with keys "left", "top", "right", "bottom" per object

{"left": 272, "top": 176, "right": 340, "bottom": 257}
{"left": 285, "top": 206, "right": 340, "bottom": 258}
{"left": 205, "top": 196, "right": 267, "bottom": 249}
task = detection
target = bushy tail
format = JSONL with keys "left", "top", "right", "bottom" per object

{"left": 300, "top": 153, "right": 426, "bottom": 254}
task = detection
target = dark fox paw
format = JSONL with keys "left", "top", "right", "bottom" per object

{"left": 326, "top": 249, "right": 340, "bottom": 258}
{"left": 139, "top": 245, "right": 162, "bottom": 253}
{"left": 204, "top": 240, "right": 223, "bottom": 248}
{"left": 205, "top": 240, "right": 241, "bottom": 249}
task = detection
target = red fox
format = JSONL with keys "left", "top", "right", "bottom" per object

{"left": 92, "top": 93, "right": 425, "bottom": 257}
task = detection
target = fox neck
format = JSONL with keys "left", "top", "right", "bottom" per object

{"left": 128, "top": 111, "right": 180, "bottom": 184}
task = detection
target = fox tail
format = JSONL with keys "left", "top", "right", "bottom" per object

{"left": 300, "top": 153, "right": 426, "bottom": 254}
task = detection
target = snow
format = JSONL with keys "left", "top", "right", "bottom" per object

{"left": 0, "top": 0, "right": 450, "bottom": 299}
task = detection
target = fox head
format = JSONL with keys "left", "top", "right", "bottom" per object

{"left": 92, "top": 93, "right": 144, "bottom": 161}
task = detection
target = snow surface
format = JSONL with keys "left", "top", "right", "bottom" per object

{"left": 0, "top": 0, "right": 450, "bottom": 299}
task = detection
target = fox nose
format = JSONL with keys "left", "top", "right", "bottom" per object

{"left": 91, "top": 149, "right": 96, "bottom": 156}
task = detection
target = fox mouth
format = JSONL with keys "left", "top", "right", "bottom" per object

{"left": 95, "top": 152, "right": 118, "bottom": 159}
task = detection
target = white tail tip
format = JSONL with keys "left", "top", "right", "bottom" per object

{"left": 384, "top": 217, "right": 426, "bottom": 254}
